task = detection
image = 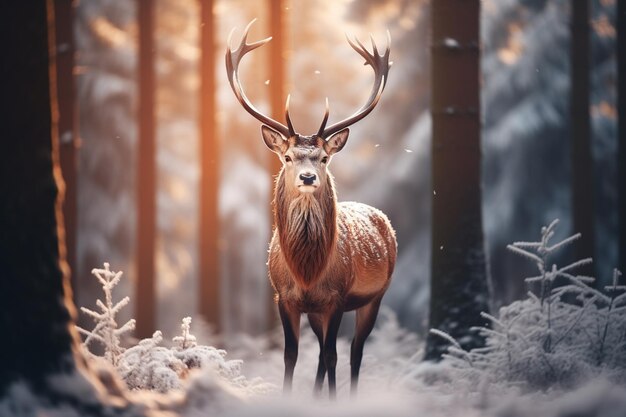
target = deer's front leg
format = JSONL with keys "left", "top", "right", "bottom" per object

{"left": 324, "top": 308, "right": 344, "bottom": 400}
{"left": 279, "top": 301, "right": 301, "bottom": 394}
{"left": 307, "top": 313, "right": 326, "bottom": 395}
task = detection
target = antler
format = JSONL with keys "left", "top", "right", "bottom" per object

{"left": 225, "top": 19, "right": 295, "bottom": 137}
{"left": 318, "top": 32, "right": 391, "bottom": 139}
{"left": 226, "top": 21, "right": 391, "bottom": 140}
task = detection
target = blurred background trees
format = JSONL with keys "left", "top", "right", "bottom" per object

{"left": 136, "top": 0, "right": 157, "bottom": 338}
{"left": 618, "top": 0, "right": 625, "bottom": 281}
{"left": 67, "top": 0, "right": 620, "bottom": 344}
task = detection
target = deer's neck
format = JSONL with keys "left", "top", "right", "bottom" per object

{"left": 274, "top": 170, "right": 337, "bottom": 288}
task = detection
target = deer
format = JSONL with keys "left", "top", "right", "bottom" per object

{"left": 225, "top": 20, "right": 396, "bottom": 399}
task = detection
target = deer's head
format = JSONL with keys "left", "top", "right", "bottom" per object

{"left": 259, "top": 124, "right": 348, "bottom": 193}
{"left": 225, "top": 20, "right": 391, "bottom": 195}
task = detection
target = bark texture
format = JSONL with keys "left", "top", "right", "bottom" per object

{"left": 425, "top": 0, "right": 492, "bottom": 361}
{"left": 0, "top": 0, "right": 79, "bottom": 393}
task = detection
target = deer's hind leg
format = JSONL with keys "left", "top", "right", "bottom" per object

{"left": 307, "top": 313, "right": 326, "bottom": 395}
{"left": 350, "top": 295, "right": 383, "bottom": 397}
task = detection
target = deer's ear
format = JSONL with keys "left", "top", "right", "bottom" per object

{"left": 324, "top": 128, "right": 349, "bottom": 155}
{"left": 261, "top": 125, "right": 288, "bottom": 154}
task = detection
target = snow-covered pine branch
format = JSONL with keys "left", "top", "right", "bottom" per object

{"left": 75, "top": 262, "right": 135, "bottom": 365}
{"left": 431, "top": 221, "right": 626, "bottom": 390}
{"left": 173, "top": 316, "right": 197, "bottom": 350}
{"left": 507, "top": 219, "right": 594, "bottom": 306}
{"left": 429, "top": 328, "right": 462, "bottom": 351}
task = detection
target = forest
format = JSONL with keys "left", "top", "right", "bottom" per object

{"left": 1, "top": 0, "right": 625, "bottom": 416}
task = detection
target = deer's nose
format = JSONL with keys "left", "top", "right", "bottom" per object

{"left": 299, "top": 172, "right": 316, "bottom": 185}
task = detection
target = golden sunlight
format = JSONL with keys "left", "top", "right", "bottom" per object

{"left": 592, "top": 14, "right": 616, "bottom": 38}
{"left": 591, "top": 101, "right": 617, "bottom": 120}
{"left": 90, "top": 16, "right": 131, "bottom": 48}
{"left": 497, "top": 22, "right": 524, "bottom": 66}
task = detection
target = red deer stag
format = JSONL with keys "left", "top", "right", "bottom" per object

{"left": 225, "top": 20, "right": 396, "bottom": 399}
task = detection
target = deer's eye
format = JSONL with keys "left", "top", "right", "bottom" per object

{"left": 321, "top": 157, "right": 328, "bottom": 164}
{"left": 284, "top": 155, "right": 292, "bottom": 163}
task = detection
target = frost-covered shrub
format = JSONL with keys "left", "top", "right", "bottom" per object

{"left": 431, "top": 220, "right": 626, "bottom": 390}
{"left": 76, "top": 263, "right": 270, "bottom": 394}
{"left": 171, "top": 317, "right": 238, "bottom": 377}
{"left": 118, "top": 330, "right": 186, "bottom": 392}
{"left": 115, "top": 318, "right": 258, "bottom": 393}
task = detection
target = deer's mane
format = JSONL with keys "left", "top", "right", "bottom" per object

{"left": 274, "top": 169, "right": 337, "bottom": 288}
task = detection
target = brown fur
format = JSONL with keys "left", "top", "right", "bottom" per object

{"left": 226, "top": 23, "right": 394, "bottom": 396}
{"left": 270, "top": 164, "right": 397, "bottom": 307}
{"left": 273, "top": 169, "right": 337, "bottom": 288}
{"left": 266, "top": 134, "right": 396, "bottom": 399}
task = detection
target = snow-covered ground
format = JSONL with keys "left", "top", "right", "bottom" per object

{"left": 190, "top": 299, "right": 626, "bottom": 417}
{"left": 4, "top": 222, "right": 621, "bottom": 417}
{"left": 2, "top": 256, "right": 625, "bottom": 417}
{"left": 3, "top": 308, "right": 626, "bottom": 417}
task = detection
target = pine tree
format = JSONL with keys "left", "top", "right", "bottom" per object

{"left": 76, "top": 263, "right": 136, "bottom": 365}
{"left": 425, "top": 0, "right": 492, "bottom": 361}
{"left": 136, "top": 0, "right": 157, "bottom": 338}
{"left": 199, "top": 0, "right": 222, "bottom": 332}
{"left": 570, "top": 0, "right": 595, "bottom": 278}
{"left": 618, "top": 0, "right": 626, "bottom": 276}
{"left": 0, "top": 0, "right": 80, "bottom": 392}
{"left": 0, "top": 5, "right": 137, "bottom": 413}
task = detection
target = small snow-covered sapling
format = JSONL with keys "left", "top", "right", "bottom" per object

{"left": 507, "top": 219, "right": 592, "bottom": 352}
{"left": 76, "top": 262, "right": 136, "bottom": 366}
{"left": 76, "top": 265, "right": 267, "bottom": 394}
{"left": 173, "top": 316, "right": 197, "bottom": 350}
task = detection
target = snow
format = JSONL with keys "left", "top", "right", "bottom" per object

{"left": 3, "top": 365, "right": 626, "bottom": 417}
{"left": 2, "top": 276, "right": 626, "bottom": 416}
{"left": 338, "top": 202, "right": 395, "bottom": 265}
{"left": 119, "top": 330, "right": 187, "bottom": 392}
{"left": 443, "top": 37, "right": 461, "bottom": 49}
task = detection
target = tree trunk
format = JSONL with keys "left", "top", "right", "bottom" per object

{"left": 0, "top": 0, "right": 81, "bottom": 394}
{"left": 570, "top": 0, "right": 595, "bottom": 277}
{"left": 424, "top": 0, "right": 491, "bottom": 361}
{"left": 136, "top": 0, "right": 156, "bottom": 338}
{"left": 0, "top": 2, "right": 169, "bottom": 414}
{"left": 266, "top": 0, "right": 287, "bottom": 329}
{"left": 618, "top": 0, "right": 626, "bottom": 276}
{"left": 199, "top": 0, "right": 221, "bottom": 333}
